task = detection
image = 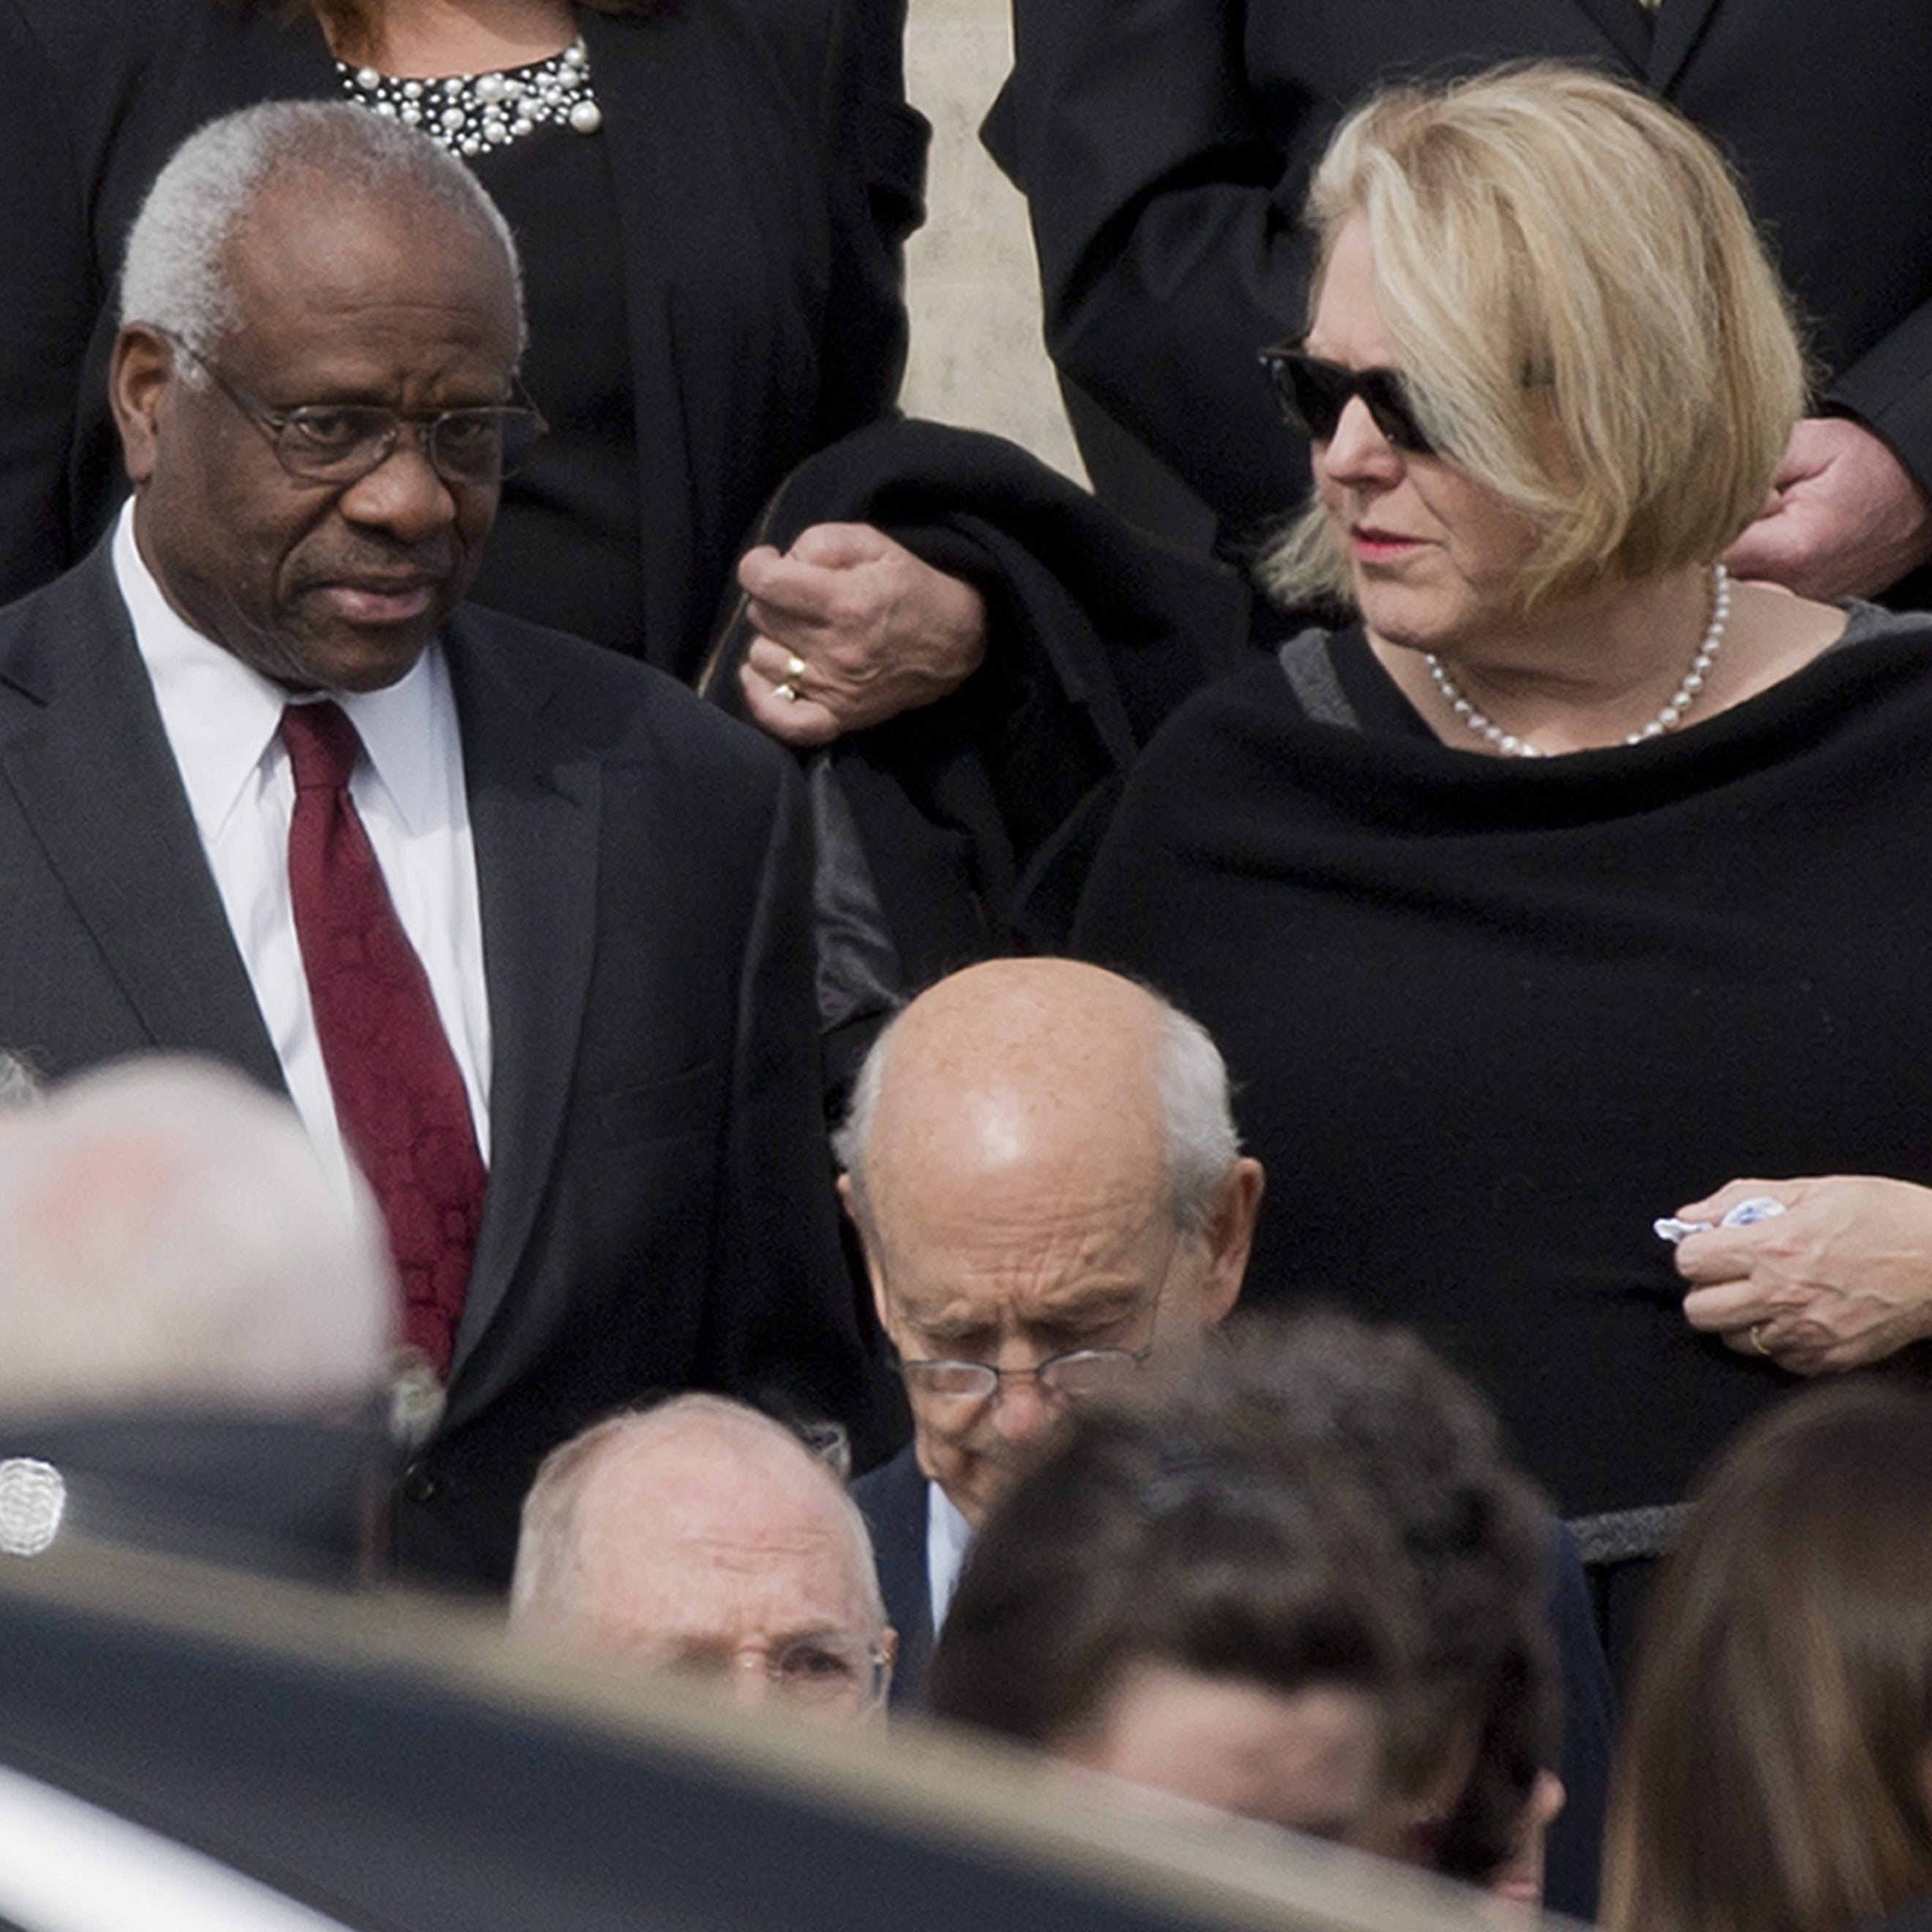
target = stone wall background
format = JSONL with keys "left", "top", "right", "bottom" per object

{"left": 896, "top": 0, "right": 1087, "bottom": 484}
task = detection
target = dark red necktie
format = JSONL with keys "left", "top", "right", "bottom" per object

{"left": 281, "top": 701, "right": 485, "bottom": 1379}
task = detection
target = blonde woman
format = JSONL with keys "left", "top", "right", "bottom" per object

{"left": 1074, "top": 64, "right": 1932, "bottom": 1661}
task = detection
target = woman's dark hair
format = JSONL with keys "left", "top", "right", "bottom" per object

{"left": 234, "top": 1, "right": 660, "bottom": 64}
{"left": 1211, "top": 1312, "right": 1557, "bottom": 1885}
{"left": 928, "top": 1394, "right": 1412, "bottom": 1771}
{"left": 1606, "top": 1382, "right": 1932, "bottom": 1932}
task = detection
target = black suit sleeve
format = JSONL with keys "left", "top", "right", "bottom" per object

{"left": 698, "top": 749, "right": 884, "bottom": 1455}
{"left": 984, "top": 0, "right": 1316, "bottom": 537}
{"left": 1827, "top": 291, "right": 1932, "bottom": 498}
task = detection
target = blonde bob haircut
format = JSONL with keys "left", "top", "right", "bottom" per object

{"left": 1262, "top": 63, "right": 1809, "bottom": 615}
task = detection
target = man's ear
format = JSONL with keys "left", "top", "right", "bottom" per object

{"left": 836, "top": 1173, "right": 894, "bottom": 1336}
{"left": 110, "top": 323, "right": 177, "bottom": 488}
{"left": 1198, "top": 1156, "right": 1265, "bottom": 1327}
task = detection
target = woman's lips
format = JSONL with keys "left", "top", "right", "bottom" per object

{"left": 1349, "top": 525, "right": 1423, "bottom": 561}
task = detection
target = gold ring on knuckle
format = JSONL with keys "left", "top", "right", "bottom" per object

{"left": 784, "top": 652, "right": 808, "bottom": 682}
{"left": 1749, "top": 1322, "right": 1771, "bottom": 1358}
{"left": 772, "top": 682, "right": 797, "bottom": 704}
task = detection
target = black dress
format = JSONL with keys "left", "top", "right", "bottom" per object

{"left": 1075, "top": 605, "right": 1932, "bottom": 1519}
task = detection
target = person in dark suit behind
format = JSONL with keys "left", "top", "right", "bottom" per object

{"left": 984, "top": 0, "right": 1932, "bottom": 607}
{"left": 0, "top": 99, "right": 879, "bottom": 1591}
{"left": 836, "top": 959, "right": 1615, "bottom": 1917}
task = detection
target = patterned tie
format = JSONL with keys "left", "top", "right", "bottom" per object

{"left": 281, "top": 701, "right": 484, "bottom": 1379}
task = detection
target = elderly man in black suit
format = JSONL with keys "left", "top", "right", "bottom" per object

{"left": 0, "top": 100, "right": 876, "bottom": 1588}
{"left": 836, "top": 960, "right": 1261, "bottom": 1691}
{"left": 986, "top": 0, "right": 1932, "bottom": 607}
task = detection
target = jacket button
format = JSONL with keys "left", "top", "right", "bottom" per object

{"left": 400, "top": 1461, "right": 438, "bottom": 1504}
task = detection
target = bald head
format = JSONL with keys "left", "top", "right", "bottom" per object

{"left": 839, "top": 960, "right": 1238, "bottom": 1240}
{"left": 511, "top": 1397, "right": 891, "bottom": 1721}
{"left": 835, "top": 962, "right": 1261, "bottom": 1525}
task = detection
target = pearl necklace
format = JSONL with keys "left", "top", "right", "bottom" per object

{"left": 342, "top": 37, "right": 602, "bottom": 157}
{"left": 1423, "top": 564, "right": 1731, "bottom": 758}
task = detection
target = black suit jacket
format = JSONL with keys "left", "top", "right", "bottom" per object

{"left": 0, "top": 541, "right": 877, "bottom": 1585}
{"left": 986, "top": 0, "right": 1932, "bottom": 576}
{"left": 850, "top": 1443, "right": 935, "bottom": 1708}
{"left": 0, "top": 0, "right": 925, "bottom": 678}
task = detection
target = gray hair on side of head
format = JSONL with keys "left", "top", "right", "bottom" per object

{"left": 1155, "top": 997, "right": 1243, "bottom": 1240}
{"left": 119, "top": 100, "right": 528, "bottom": 367}
{"left": 834, "top": 984, "right": 1243, "bottom": 1243}
{"left": 0, "top": 1054, "right": 397, "bottom": 1420}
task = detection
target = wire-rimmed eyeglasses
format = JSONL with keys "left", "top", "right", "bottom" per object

{"left": 896, "top": 1284, "right": 1166, "bottom": 1404}
{"left": 160, "top": 331, "right": 546, "bottom": 487}
{"left": 662, "top": 1633, "right": 893, "bottom": 1714}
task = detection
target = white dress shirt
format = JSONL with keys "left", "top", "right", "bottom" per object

{"left": 926, "top": 1478, "right": 976, "bottom": 1634}
{"left": 113, "top": 504, "right": 493, "bottom": 1202}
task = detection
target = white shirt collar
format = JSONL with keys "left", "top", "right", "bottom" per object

{"left": 113, "top": 501, "right": 452, "bottom": 836}
{"left": 925, "top": 1477, "right": 976, "bottom": 1635}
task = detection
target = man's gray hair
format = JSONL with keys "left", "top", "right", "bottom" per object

{"left": 119, "top": 100, "right": 527, "bottom": 363}
{"left": 0, "top": 1055, "right": 396, "bottom": 1420}
{"left": 836, "top": 990, "right": 1243, "bottom": 1242}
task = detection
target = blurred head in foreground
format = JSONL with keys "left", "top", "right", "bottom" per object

{"left": 927, "top": 1372, "right": 1415, "bottom": 1849}
{"left": 1608, "top": 1382, "right": 1932, "bottom": 1932}
{"left": 930, "top": 1314, "right": 1560, "bottom": 1892}
{"left": 0, "top": 1053, "right": 397, "bottom": 1576}
{"left": 1218, "top": 1314, "right": 1560, "bottom": 1895}
{"left": 510, "top": 1395, "right": 894, "bottom": 1724}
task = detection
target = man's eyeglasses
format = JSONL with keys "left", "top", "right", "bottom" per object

{"left": 664, "top": 1633, "right": 892, "bottom": 1714}
{"left": 1257, "top": 343, "right": 1439, "bottom": 456}
{"left": 161, "top": 332, "right": 546, "bottom": 488}
{"left": 896, "top": 1286, "right": 1165, "bottom": 1405}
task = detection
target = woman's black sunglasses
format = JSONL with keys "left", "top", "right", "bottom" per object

{"left": 1257, "top": 344, "right": 1438, "bottom": 456}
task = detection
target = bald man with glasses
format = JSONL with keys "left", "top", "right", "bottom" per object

{"left": 834, "top": 960, "right": 1263, "bottom": 1702}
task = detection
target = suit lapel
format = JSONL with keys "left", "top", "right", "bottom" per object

{"left": 1566, "top": 0, "right": 1655, "bottom": 75}
{"left": 0, "top": 547, "right": 281, "bottom": 1087}
{"left": 1647, "top": 0, "right": 1725, "bottom": 95}
{"left": 442, "top": 611, "right": 602, "bottom": 1390}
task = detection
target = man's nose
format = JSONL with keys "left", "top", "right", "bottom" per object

{"left": 725, "top": 1662, "right": 774, "bottom": 1710}
{"left": 338, "top": 428, "right": 461, "bottom": 539}
{"left": 987, "top": 1368, "right": 1058, "bottom": 1444}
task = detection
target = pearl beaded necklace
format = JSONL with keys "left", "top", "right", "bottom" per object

{"left": 1423, "top": 564, "right": 1731, "bottom": 757}
{"left": 342, "top": 37, "right": 602, "bottom": 157}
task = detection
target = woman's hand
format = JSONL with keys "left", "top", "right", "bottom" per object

{"left": 737, "top": 523, "right": 988, "bottom": 748}
{"left": 1674, "top": 1175, "right": 1932, "bottom": 1372}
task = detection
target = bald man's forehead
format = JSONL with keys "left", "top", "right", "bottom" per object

{"left": 573, "top": 1423, "right": 880, "bottom": 1625}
